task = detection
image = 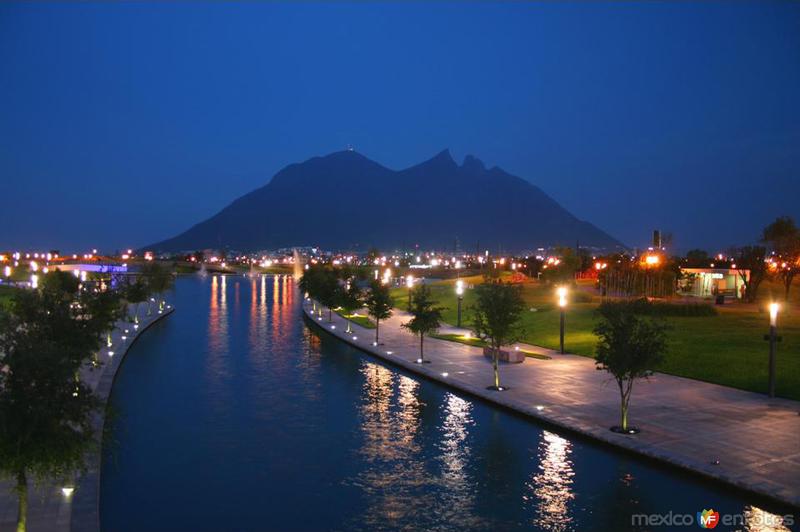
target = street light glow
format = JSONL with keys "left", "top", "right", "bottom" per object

{"left": 557, "top": 286, "right": 568, "bottom": 307}
{"left": 406, "top": 274, "right": 414, "bottom": 288}
{"left": 769, "top": 303, "right": 780, "bottom": 327}
{"left": 456, "top": 279, "right": 464, "bottom": 296}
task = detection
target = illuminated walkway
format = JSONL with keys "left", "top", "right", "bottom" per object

{"left": 0, "top": 304, "right": 174, "bottom": 532}
{"left": 304, "top": 300, "right": 800, "bottom": 508}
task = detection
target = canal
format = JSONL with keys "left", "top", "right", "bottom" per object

{"left": 100, "top": 275, "right": 789, "bottom": 531}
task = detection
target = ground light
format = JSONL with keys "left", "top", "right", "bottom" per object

{"left": 557, "top": 286, "right": 568, "bottom": 354}
{"left": 456, "top": 279, "right": 464, "bottom": 328}
{"left": 61, "top": 487, "right": 74, "bottom": 498}
{"left": 765, "top": 303, "right": 782, "bottom": 398}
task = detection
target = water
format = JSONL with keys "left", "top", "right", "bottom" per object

{"left": 100, "top": 276, "right": 792, "bottom": 532}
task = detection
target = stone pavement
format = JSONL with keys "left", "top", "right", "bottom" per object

{"left": 0, "top": 304, "right": 174, "bottom": 532}
{"left": 305, "top": 299, "right": 800, "bottom": 508}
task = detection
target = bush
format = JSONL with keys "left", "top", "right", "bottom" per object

{"left": 603, "top": 298, "right": 717, "bottom": 317}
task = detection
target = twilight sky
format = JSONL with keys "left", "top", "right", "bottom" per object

{"left": 1, "top": 2, "right": 798, "bottom": 253}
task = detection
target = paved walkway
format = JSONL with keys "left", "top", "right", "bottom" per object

{"left": 0, "top": 303, "right": 174, "bottom": 532}
{"left": 305, "top": 300, "right": 800, "bottom": 508}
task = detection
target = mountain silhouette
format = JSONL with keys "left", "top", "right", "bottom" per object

{"left": 148, "top": 150, "right": 624, "bottom": 253}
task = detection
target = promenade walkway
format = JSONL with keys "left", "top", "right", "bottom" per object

{"left": 304, "top": 299, "right": 800, "bottom": 508}
{"left": 0, "top": 304, "right": 174, "bottom": 532}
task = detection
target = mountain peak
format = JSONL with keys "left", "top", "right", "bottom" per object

{"left": 432, "top": 148, "right": 455, "bottom": 163}
{"left": 322, "top": 149, "right": 370, "bottom": 162}
{"left": 148, "top": 149, "right": 623, "bottom": 252}
{"left": 414, "top": 149, "right": 457, "bottom": 170}
{"left": 461, "top": 154, "right": 486, "bottom": 173}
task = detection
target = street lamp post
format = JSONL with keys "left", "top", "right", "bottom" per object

{"left": 557, "top": 287, "right": 568, "bottom": 354}
{"left": 456, "top": 279, "right": 464, "bottom": 328}
{"left": 765, "top": 303, "right": 782, "bottom": 398}
{"left": 406, "top": 275, "right": 414, "bottom": 311}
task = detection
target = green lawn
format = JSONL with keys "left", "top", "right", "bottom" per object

{"left": 392, "top": 276, "right": 800, "bottom": 400}
{"left": 0, "top": 284, "right": 19, "bottom": 310}
{"left": 336, "top": 311, "right": 376, "bottom": 329}
{"left": 430, "top": 332, "right": 488, "bottom": 348}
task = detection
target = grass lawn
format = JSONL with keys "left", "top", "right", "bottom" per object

{"left": 0, "top": 284, "right": 19, "bottom": 310}
{"left": 430, "top": 332, "right": 487, "bottom": 348}
{"left": 336, "top": 311, "right": 376, "bottom": 329}
{"left": 392, "top": 276, "right": 800, "bottom": 400}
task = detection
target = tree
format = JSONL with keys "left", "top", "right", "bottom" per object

{"left": 124, "top": 278, "right": 149, "bottom": 324}
{"left": 0, "top": 271, "right": 123, "bottom": 532}
{"left": 298, "top": 265, "right": 325, "bottom": 313}
{"left": 140, "top": 262, "right": 174, "bottom": 314}
{"left": 593, "top": 301, "right": 668, "bottom": 433}
{"left": 365, "top": 280, "right": 393, "bottom": 345}
{"left": 316, "top": 269, "right": 343, "bottom": 322}
{"left": 402, "top": 284, "right": 443, "bottom": 363}
{"left": 762, "top": 216, "right": 800, "bottom": 301}
{"left": 541, "top": 246, "right": 580, "bottom": 285}
{"left": 339, "top": 280, "right": 363, "bottom": 333}
{"left": 684, "top": 249, "right": 710, "bottom": 268}
{"left": 471, "top": 279, "right": 526, "bottom": 390}
{"left": 733, "top": 246, "right": 768, "bottom": 303}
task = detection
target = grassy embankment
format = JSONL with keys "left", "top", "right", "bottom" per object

{"left": 390, "top": 274, "right": 800, "bottom": 400}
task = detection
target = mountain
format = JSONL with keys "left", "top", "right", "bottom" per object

{"left": 147, "top": 150, "right": 624, "bottom": 253}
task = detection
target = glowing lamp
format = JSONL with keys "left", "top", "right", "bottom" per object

{"left": 456, "top": 279, "right": 464, "bottom": 296}
{"left": 557, "top": 286, "right": 568, "bottom": 307}
{"left": 406, "top": 275, "right": 414, "bottom": 288}
{"left": 769, "top": 303, "right": 779, "bottom": 327}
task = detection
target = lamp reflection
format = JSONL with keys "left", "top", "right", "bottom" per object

{"left": 352, "top": 362, "right": 428, "bottom": 529}
{"left": 527, "top": 430, "right": 575, "bottom": 531}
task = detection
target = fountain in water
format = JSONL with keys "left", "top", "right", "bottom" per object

{"left": 198, "top": 262, "right": 208, "bottom": 279}
{"left": 292, "top": 249, "right": 304, "bottom": 280}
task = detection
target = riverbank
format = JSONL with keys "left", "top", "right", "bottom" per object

{"left": 0, "top": 305, "right": 174, "bottom": 532}
{"left": 302, "top": 299, "right": 800, "bottom": 509}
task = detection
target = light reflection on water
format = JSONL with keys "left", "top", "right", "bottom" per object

{"left": 526, "top": 431, "right": 575, "bottom": 532}
{"left": 100, "top": 276, "right": 795, "bottom": 532}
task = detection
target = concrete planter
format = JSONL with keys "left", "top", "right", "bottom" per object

{"left": 483, "top": 346, "right": 525, "bottom": 364}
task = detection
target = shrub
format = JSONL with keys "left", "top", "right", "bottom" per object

{"left": 603, "top": 298, "right": 717, "bottom": 317}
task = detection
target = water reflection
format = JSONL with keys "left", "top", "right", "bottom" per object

{"left": 208, "top": 275, "right": 229, "bottom": 356}
{"left": 432, "top": 393, "right": 481, "bottom": 530}
{"left": 348, "top": 362, "right": 431, "bottom": 530}
{"left": 526, "top": 430, "right": 575, "bottom": 532}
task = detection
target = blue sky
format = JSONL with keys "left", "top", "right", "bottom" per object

{"left": 1, "top": 2, "right": 798, "bottom": 253}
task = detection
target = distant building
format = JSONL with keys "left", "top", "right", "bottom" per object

{"left": 679, "top": 268, "right": 749, "bottom": 299}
